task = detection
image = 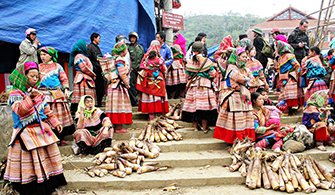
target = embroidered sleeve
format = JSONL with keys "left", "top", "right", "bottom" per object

{"left": 44, "top": 103, "right": 61, "bottom": 128}
{"left": 58, "top": 64, "right": 69, "bottom": 89}
{"left": 230, "top": 67, "right": 248, "bottom": 84}
{"left": 116, "top": 61, "right": 129, "bottom": 87}
{"left": 75, "top": 55, "right": 96, "bottom": 78}
{"left": 11, "top": 95, "right": 35, "bottom": 117}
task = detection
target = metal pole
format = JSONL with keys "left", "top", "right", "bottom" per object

{"left": 305, "top": 3, "right": 335, "bottom": 17}
{"left": 320, "top": 0, "right": 335, "bottom": 47}
{"left": 164, "top": 0, "right": 173, "bottom": 46}
{"left": 315, "top": 0, "right": 324, "bottom": 44}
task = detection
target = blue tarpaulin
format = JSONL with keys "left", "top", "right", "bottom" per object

{"left": 0, "top": 0, "right": 156, "bottom": 54}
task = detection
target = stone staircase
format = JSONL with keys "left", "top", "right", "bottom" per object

{"left": 59, "top": 93, "right": 335, "bottom": 193}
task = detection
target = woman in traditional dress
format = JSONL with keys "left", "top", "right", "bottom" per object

{"left": 103, "top": 41, "right": 132, "bottom": 133}
{"left": 73, "top": 95, "right": 113, "bottom": 154}
{"left": 251, "top": 92, "right": 287, "bottom": 152}
{"left": 69, "top": 39, "right": 96, "bottom": 113}
{"left": 181, "top": 41, "right": 218, "bottom": 132}
{"left": 136, "top": 40, "right": 169, "bottom": 120}
{"left": 276, "top": 40, "right": 303, "bottom": 115}
{"left": 301, "top": 46, "right": 328, "bottom": 102}
{"left": 214, "top": 36, "right": 234, "bottom": 103}
{"left": 38, "top": 46, "right": 74, "bottom": 145}
{"left": 166, "top": 44, "right": 187, "bottom": 99}
{"left": 302, "top": 90, "right": 335, "bottom": 151}
{"left": 4, "top": 62, "right": 66, "bottom": 195}
{"left": 213, "top": 48, "right": 255, "bottom": 144}
{"left": 246, "top": 45, "right": 269, "bottom": 93}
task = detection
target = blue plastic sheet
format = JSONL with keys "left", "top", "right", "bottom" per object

{"left": 0, "top": 0, "right": 156, "bottom": 54}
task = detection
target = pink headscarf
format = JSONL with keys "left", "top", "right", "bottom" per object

{"left": 275, "top": 34, "right": 288, "bottom": 43}
{"left": 24, "top": 61, "right": 39, "bottom": 72}
{"left": 173, "top": 33, "right": 186, "bottom": 55}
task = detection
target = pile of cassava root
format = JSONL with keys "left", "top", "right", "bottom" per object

{"left": 138, "top": 116, "right": 183, "bottom": 142}
{"left": 229, "top": 138, "right": 335, "bottom": 193}
{"left": 84, "top": 135, "right": 167, "bottom": 178}
{"left": 165, "top": 100, "right": 183, "bottom": 120}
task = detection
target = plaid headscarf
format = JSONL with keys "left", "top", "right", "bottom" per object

{"left": 238, "top": 38, "right": 251, "bottom": 48}
{"left": 69, "top": 39, "right": 88, "bottom": 67}
{"left": 112, "top": 41, "right": 127, "bottom": 56}
{"left": 171, "top": 44, "right": 184, "bottom": 59}
{"left": 306, "top": 90, "right": 329, "bottom": 108}
{"left": 39, "top": 46, "right": 58, "bottom": 62}
{"left": 276, "top": 40, "right": 294, "bottom": 55}
{"left": 9, "top": 62, "right": 40, "bottom": 92}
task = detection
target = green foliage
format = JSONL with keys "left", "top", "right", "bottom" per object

{"left": 181, "top": 12, "right": 266, "bottom": 47}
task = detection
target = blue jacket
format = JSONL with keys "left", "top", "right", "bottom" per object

{"left": 160, "top": 43, "right": 173, "bottom": 67}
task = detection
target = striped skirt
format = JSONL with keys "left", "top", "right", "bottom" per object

{"left": 166, "top": 68, "right": 187, "bottom": 86}
{"left": 72, "top": 80, "right": 96, "bottom": 104}
{"left": 304, "top": 79, "right": 328, "bottom": 102}
{"left": 138, "top": 92, "right": 169, "bottom": 114}
{"left": 105, "top": 85, "right": 132, "bottom": 124}
{"left": 182, "top": 86, "right": 218, "bottom": 113}
{"left": 280, "top": 78, "right": 304, "bottom": 107}
{"left": 74, "top": 126, "right": 113, "bottom": 148}
{"left": 214, "top": 110, "right": 255, "bottom": 144}
{"left": 4, "top": 140, "right": 64, "bottom": 184}
{"left": 49, "top": 102, "right": 74, "bottom": 128}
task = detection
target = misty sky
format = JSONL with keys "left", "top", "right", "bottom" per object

{"left": 174, "top": 0, "right": 326, "bottom": 18}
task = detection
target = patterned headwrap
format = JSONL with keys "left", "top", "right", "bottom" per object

{"left": 171, "top": 44, "right": 184, "bottom": 59}
{"left": 9, "top": 62, "right": 40, "bottom": 92}
{"left": 306, "top": 90, "right": 329, "bottom": 108}
{"left": 276, "top": 40, "right": 294, "bottom": 55}
{"left": 220, "top": 35, "right": 233, "bottom": 50}
{"left": 140, "top": 40, "right": 161, "bottom": 65}
{"left": 39, "top": 46, "right": 58, "bottom": 62}
{"left": 112, "top": 41, "right": 127, "bottom": 56}
{"left": 76, "top": 95, "right": 97, "bottom": 119}
{"left": 228, "top": 49, "right": 246, "bottom": 68}
{"left": 275, "top": 34, "right": 288, "bottom": 43}
{"left": 238, "top": 38, "right": 251, "bottom": 48}
{"left": 69, "top": 39, "right": 88, "bottom": 67}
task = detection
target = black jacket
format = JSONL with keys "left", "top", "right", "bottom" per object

{"left": 87, "top": 43, "right": 102, "bottom": 73}
{"left": 253, "top": 35, "right": 268, "bottom": 68}
{"left": 288, "top": 27, "right": 309, "bottom": 63}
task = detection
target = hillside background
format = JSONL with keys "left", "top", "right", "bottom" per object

{"left": 180, "top": 12, "right": 266, "bottom": 48}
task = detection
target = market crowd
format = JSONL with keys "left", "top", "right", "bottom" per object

{"left": 3, "top": 18, "right": 335, "bottom": 194}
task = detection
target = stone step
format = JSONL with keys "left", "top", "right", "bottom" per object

{"left": 63, "top": 159, "right": 334, "bottom": 191}
{"left": 62, "top": 150, "right": 229, "bottom": 170}
{"left": 64, "top": 165, "right": 244, "bottom": 191}
{"left": 60, "top": 138, "right": 227, "bottom": 156}
{"left": 62, "top": 146, "right": 335, "bottom": 171}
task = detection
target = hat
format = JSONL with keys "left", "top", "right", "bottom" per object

{"left": 25, "top": 28, "right": 37, "bottom": 36}
{"left": 271, "top": 28, "right": 280, "bottom": 34}
{"left": 252, "top": 28, "right": 263, "bottom": 35}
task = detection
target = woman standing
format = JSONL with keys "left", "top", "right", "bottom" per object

{"left": 136, "top": 40, "right": 169, "bottom": 120}
{"left": 38, "top": 46, "right": 74, "bottom": 145}
{"left": 166, "top": 44, "right": 187, "bottom": 99}
{"left": 4, "top": 62, "right": 66, "bottom": 194}
{"left": 276, "top": 40, "right": 303, "bottom": 115}
{"left": 181, "top": 41, "right": 218, "bottom": 132}
{"left": 74, "top": 95, "right": 113, "bottom": 154}
{"left": 246, "top": 45, "right": 269, "bottom": 93}
{"left": 213, "top": 48, "right": 255, "bottom": 144}
{"left": 301, "top": 46, "right": 328, "bottom": 102}
{"left": 69, "top": 39, "right": 96, "bottom": 112}
{"left": 104, "top": 41, "right": 132, "bottom": 133}
{"left": 302, "top": 90, "right": 335, "bottom": 151}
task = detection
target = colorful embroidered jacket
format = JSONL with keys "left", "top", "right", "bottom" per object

{"left": 39, "top": 62, "right": 69, "bottom": 102}
{"left": 8, "top": 90, "right": 60, "bottom": 150}
{"left": 74, "top": 54, "right": 96, "bottom": 88}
